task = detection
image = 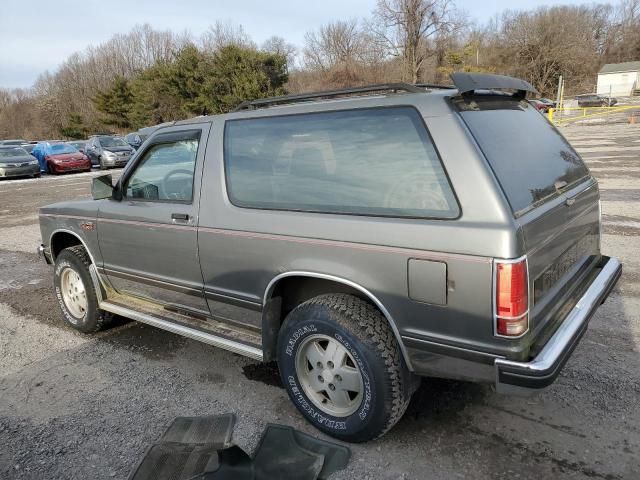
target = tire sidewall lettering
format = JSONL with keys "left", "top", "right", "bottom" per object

{"left": 285, "top": 324, "right": 317, "bottom": 357}
{"left": 282, "top": 320, "right": 375, "bottom": 431}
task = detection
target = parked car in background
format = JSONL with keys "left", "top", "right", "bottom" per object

{"left": 576, "top": 94, "right": 617, "bottom": 107}
{"left": 85, "top": 135, "right": 134, "bottom": 169}
{"left": 37, "top": 73, "right": 621, "bottom": 442}
{"left": 530, "top": 99, "right": 550, "bottom": 113}
{"left": 124, "top": 132, "right": 147, "bottom": 150}
{"left": 0, "top": 146, "right": 40, "bottom": 178}
{"left": 539, "top": 98, "right": 556, "bottom": 109}
{"left": 31, "top": 142, "right": 91, "bottom": 174}
{"left": 0, "top": 139, "right": 28, "bottom": 146}
{"left": 66, "top": 140, "right": 87, "bottom": 154}
{"left": 20, "top": 143, "right": 37, "bottom": 155}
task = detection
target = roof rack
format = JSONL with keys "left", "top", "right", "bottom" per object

{"left": 414, "top": 83, "right": 455, "bottom": 90}
{"left": 233, "top": 83, "right": 425, "bottom": 112}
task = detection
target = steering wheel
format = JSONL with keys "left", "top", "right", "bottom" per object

{"left": 384, "top": 173, "right": 451, "bottom": 212}
{"left": 160, "top": 169, "right": 194, "bottom": 200}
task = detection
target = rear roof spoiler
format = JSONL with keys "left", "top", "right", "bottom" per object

{"left": 450, "top": 73, "right": 538, "bottom": 99}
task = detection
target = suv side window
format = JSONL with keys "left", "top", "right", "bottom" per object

{"left": 124, "top": 130, "right": 201, "bottom": 203}
{"left": 224, "top": 107, "right": 459, "bottom": 219}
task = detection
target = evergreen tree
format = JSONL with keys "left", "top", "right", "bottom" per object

{"left": 93, "top": 76, "right": 134, "bottom": 129}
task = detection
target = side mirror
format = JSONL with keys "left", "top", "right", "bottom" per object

{"left": 91, "top": 174, "right": 115, "bottom": 200}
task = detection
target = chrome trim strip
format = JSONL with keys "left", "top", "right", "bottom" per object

{"left": 102, "top": 267, "right": 203, "bottom": 296}
{"left": 99, "top": 300, "right": 263, "bottom": 361}
{"left": 494, "top": 257, "right": 621, "bottom": 392}
{"left": 48, "top": 228, "right": 97, "bottom": 265}
{"left": 204, "top": 289, "right": 262, "bottom": 311}
{"left": 263, "top": 270, "right": 413, "bottom": 371}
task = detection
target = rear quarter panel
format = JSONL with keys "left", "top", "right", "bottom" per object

{"left": 197, "top": 96, "right": 523, "bottom": 367}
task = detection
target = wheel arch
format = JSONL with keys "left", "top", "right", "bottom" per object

{"left": 262, "top": 271, "right": 412, "bottom": 370}
{"left": 49, "top": 229, "right": 96, "bottom": 265}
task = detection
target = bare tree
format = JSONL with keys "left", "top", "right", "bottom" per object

{"left": 303, "top": 19, "right": 369, "bottom": 70}
{"left": 200, "top": 21, "right": 256, "bottom": 52}
{"left": 371, "top": 0, "right": 459, "bottom": 83}
{"left": 262, "top": 36, "right": 297, "bottom": 69}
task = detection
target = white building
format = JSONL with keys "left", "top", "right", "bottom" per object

{"left": 597, "top": 61, "right": 640, "bottom": 97}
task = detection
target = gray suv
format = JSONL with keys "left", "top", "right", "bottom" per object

{"left": 37, "top": 73, "right": 621, "bottom": 442}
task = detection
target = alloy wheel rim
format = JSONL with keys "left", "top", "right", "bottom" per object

{"left": 60, "top": 267, "right": 87, "bottom": 321}
{"left": 295, "top": 334, "right": 364, "bottom": 417}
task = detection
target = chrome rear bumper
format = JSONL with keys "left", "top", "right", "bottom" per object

{"left": 495, "top": 256, "right": 621, "bottom": 395}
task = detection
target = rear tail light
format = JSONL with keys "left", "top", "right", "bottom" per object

{"left": 494, "top": 257, "right": 529, "bottom": 337}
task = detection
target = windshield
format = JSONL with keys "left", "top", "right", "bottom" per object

{"left": 99, "top": 136, "right": 128, "bottom": 148}
{"left": 459, "top": 98, "right": 590, "bottom": 217}
{"left": 68, "top": 142, "right": 85, "bottom": 149}
{"left": 0, "top": 147, "right": 28, "bottom": 158}
{"left": 48, "top": 144, "right": 78, "bottom": 155}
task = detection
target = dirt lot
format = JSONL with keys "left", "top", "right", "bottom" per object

{"left": 1, "top": 123, "right": 639, "bottom": 479}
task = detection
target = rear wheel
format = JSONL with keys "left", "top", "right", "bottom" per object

{"left": 277, "top": 294, "right": 412, "bottom": 442}
{"left": 54, "top": 246, "right": 112, "bottom": 333}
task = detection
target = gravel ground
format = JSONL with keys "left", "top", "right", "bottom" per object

{"left": 1, "top": 124, "right": 639, "bottom": 479}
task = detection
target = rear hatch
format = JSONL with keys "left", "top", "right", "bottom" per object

{"left": 457, "top": 96, "right": 601, "bottom": 341}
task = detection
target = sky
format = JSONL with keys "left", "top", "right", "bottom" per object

{"left": 0, "top": 0, "right": 609, "bottom": 89}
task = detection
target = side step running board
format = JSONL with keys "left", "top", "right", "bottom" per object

{"left": 100, "top": 300, "right": 263, "bottom": 361}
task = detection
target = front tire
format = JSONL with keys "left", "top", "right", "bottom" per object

{"left": 54, "top": 246, "right": 111, "bottom": 333}
{"left": 277, "top": 294, "right": 412, "bottom": 442}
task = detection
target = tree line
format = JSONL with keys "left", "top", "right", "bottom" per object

{"left": 1, "top": 0, "right": 639, "bottom": 140}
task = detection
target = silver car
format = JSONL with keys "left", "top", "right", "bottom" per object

{"left": 0, "top": 146, "right": 40, "bottom": 178}
{"left": 37, "top": 73, "right": 621, "bottom": 442}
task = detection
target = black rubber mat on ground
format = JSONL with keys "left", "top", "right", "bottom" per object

{"left": 129, "top": 442, "right": 220, "bottom": 480}
{"left": 129, "top": 416, "right": 350, "bottom": 480}
{"left": 161, "top": 415, "right": 235, "bottom": 447}
{"left": 128, "top": 415, "right": 236, "bottom": 480}
{"left": 253, "top": 424, "right": 349, "bottom": 480}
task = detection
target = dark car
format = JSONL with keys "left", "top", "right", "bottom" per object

{"left": 124, "top": 132, "right": 147, "bottom": 150}
{"left": 576, "top": 94, "right": 617, "bottom": 107}
{"left": 38, "top": 73, "right": 621, "bottom": 442}
{"left": 66, "top": 140, "right": 87, "bottom": 154}
{"left": 31, "top": 142, "right": 91, "bottom": 174}
{"left": 20, "top": 143, "right": 37, "bottom": 155}
{"left": 0, "top": 146, "right": 40, "bottom": 178}
{"left": 85, "top": 135, "right": 135, "bottom": 169}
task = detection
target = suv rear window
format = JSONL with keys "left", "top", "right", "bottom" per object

{"left": 459, "top": 99, "right": 590, "bottom": 216}
{"left": 224, "top": 107, "right": 459, "bottom": 218}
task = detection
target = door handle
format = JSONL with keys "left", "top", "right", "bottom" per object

{"left": 171, "top": 213, "right": 189, "bottom": 221}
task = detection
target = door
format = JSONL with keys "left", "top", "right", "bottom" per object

{"left": 97, "top": 124, "right": 210, "bottom": 314}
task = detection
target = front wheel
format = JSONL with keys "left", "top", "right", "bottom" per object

{"left": 54, "top": 246, "right": 112, "bottom": 333}
{"left": 277, "top": 294, "right": 413, "bottom": 443}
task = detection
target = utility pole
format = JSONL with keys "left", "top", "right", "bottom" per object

{"left": 555, "top": 75, "right": 563, "bottom": 110}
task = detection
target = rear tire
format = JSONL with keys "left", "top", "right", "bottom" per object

{"left": 54, "top": 245, "right": 112, "bottom": 333}
{"left": 277, "top": 294, "right": 412, "bottom": 442}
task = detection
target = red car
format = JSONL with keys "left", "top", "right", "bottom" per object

{"left": 32, "top": 142, "right": 92, "bottom": 174}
